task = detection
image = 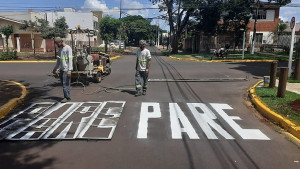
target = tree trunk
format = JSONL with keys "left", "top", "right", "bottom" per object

{"left": 171, "top": 34, "right": 180, "bottom": 54}
{"left": 54, "top": 40, "right": 57, "bottom": 59}
{"left": 5, "top": 37, "right": 9, "bottom": 52}
{"left": 105, "top": 42, "right": 108, "bottom": 53}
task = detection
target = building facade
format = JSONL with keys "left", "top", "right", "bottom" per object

{"left": 0, "top": 8, "right": 103, "bottom": 52}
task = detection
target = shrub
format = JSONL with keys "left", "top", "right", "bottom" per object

{"left": 0, "top": 51, "right": 18, "bottom": 60}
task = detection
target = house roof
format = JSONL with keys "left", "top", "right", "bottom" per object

{"left": 251, "top": 2, "right": 280, "bottom": 9}
{"left": 0, "top": 15, "right": 23, "bottom": 24}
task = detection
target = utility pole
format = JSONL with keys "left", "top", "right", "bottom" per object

{"left": 119, "top": 0, "right": 122, "bottom": 50}
{"left": 251, "top": 0, "right": 260, "bottom": 54}
{"left": 157, "top": 21, "right": 160, "bottom": 47}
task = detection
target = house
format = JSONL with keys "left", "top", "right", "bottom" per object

{"left": 248, "top": 2, "right": 280, "bottom": 48}
{"left": 46, "top": 8, "right": 103, "bottom": 49}
{"left": 0, "top": 9, "right": 103, "bottom": 52}
{"left": 0, "top": 11, "right": 46, "bottom": 52}
{"left": 182, "top": 2, "right": 281, "bottom": 53}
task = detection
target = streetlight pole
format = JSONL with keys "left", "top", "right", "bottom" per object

{"left": 251, "top": 0, "right": 260, "bottom": 54}
{"left": 242, "top": 30, "right": 246, "bottom": 59}
{"left": 119, "top": 0, "right": 122, "bottom": 50}
{"left": 157, "top": 21, "right": 160, "bottom": 47}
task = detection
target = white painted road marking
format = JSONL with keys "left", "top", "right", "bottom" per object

{"left": 0, "top": 101, "right": 270, "bottom": 140}
{"left": 137, "top": 102, "right": 161, "bottom": 139}
{"left": 170, "top": 103, "right": 199, "bottom": 139}
{"left": 0, "top": 101, "right": 125, "bottom": 140}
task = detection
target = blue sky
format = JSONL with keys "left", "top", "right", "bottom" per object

{"left": 0, "top": 0, "right": 300, "bottom": 29}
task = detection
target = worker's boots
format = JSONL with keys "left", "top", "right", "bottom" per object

{"left": 135, "top": 91, "right": 142, "bottom": 97}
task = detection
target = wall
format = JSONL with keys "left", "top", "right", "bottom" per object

{"left": 47, "top": 12, "right": 94, "bottom": 30}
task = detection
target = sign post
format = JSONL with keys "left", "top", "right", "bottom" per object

{"left": 288, "top": 16, "right": 296, "bottom": 77}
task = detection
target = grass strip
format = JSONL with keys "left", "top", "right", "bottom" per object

{"left": 255, "top": 87, "right": 300, "bottom": 125}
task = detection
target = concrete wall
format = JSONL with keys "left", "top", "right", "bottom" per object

{"left": 47, "top": 12, "right": 94, "bottom": 30}
{"left": 249, "top": 32, "right": 274, "bottom": 44}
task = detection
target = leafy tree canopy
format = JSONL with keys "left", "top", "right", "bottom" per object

{"left": 121, "top": 15, "right": 156, "bottom": 44}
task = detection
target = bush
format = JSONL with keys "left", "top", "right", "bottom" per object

{"left": 0, "top": 51, "right": 18, "bottom": 60}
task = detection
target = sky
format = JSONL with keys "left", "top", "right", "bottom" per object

{"left": 0, "top": 0, "right": 300, "bottom": 30}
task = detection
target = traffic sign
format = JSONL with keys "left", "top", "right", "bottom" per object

{"left": 290, "top": 16, "right": 295, "bottom": 29}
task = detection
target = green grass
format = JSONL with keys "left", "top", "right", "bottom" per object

{"left": 288, "top": 78, "right": 300, "bottom": 83}
{"left": 255, "top": 87, "right": 300, "bottom": 124}
{"left": 165, "top": 50, "right": 290, "bottom": 61}
{"left": 161, "top": 50, "right": 170, "bottom": 56}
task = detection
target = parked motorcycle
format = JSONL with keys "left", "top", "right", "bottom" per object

{"left": 212, "top": 44, "right": 230, "bottom": 59}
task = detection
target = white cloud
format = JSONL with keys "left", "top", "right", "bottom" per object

{"left": 279, "top": 16, "right": 289, "bottom": 22}
{"left": 122, "top": 0, "right": 149, "bottom": 17}
{"left": 280, "top": 7, "right": 300, "bottom": 22}
{"left": 81, "top": 0, "right": 109, "bottom": 12}
{"left": 80, "top": 0, "right": 150, "bottom": 18}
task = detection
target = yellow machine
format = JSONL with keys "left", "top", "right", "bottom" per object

{"left": 69, "top": 29, "right": 111, "bottom": 83}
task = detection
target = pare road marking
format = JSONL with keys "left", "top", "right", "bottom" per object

{"left": 137, "top": 102, "right": 270, "bottom": 140}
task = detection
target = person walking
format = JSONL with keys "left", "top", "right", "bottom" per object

{"left": 135, "top": 40, "right": 151, "bottom": 96}
{"left": 52, "top": 37, "right": 73, "bottom": 103}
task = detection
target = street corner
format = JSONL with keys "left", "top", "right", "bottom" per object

{"left": 111, "top": 55, "right": 121, "bottom": 60}
{"left": 0, "top": 80, "right": 27, "bottom": 119}
{"left": 248, "top": 80, "right": 300, "bottom": 142}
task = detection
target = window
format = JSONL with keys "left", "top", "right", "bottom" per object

{"left": 257, "top": 10, "right": 266, "bottom": 20}
{"left": 255, "top": 33, "right": 263, "bottom": 44}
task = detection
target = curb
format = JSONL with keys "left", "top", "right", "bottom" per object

{"left": 0, "top": 80, "right": 27, "bottom": 119}
{"left": 0, "top": 61, "right": 56, "bottom": 63}
{"left": 169, "top": 56, "right": 278, "bottom": 63}
{"left": 0, "top": 55, "right": 121, "bottom": 63}
{"left": 249, "top": 80, "right": 300, "bottom": 141}
{"left": 111, "top": 55, "right": 120, "bottom": 60}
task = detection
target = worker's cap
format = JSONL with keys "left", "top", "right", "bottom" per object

{"left": 54, "top": 37, "right": 62, "bottom": 43}
{"left": 139, "top": 40, "right": 146, "bottom": 46}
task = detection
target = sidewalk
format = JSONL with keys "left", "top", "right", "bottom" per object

{"left": 276, "top": 79, "right": 300, "bottom": 94}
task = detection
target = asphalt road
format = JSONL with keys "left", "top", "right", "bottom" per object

{"left": 0, "top": 47, "right": 299, "bottom": 169}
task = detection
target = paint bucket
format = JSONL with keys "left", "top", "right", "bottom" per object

{"left": 264, "top": 76, "right": 270, "bottom": 87}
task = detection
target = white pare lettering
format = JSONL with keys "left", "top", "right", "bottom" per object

{"left": 187, "top": 103, "right": 234, "bottom": 140}
{"left": 210, "top": 103, "right": 270, "bottom": 140}
{"left": 137, "top": 102, "right": 161, "bottom": 139}
{"left": 169, "top": 103, "right": 199, "bottom": 139}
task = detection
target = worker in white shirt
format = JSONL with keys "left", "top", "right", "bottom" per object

{"left": 52, "top": 37, "right": 73, "bottom": 103}
{"left": 135, "top": 40, "right": 151, "bottom": 96}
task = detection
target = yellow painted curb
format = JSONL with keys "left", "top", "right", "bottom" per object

{"left": 0, "top": 80, "right": 27, "bottom": 119}
{"left": 111, "top": 55, "right": 120, "bottom": 60}
{"left": 0, "top": 60, "right": 56, "bottom": 63}
{"left": 169, "top": 56, "right": 277, "bottom": 63}
{"left": 0, "top": 56, "right": 121, "bottom": 63}
{"left": 249, "top": 80, "right": 300, "bottom": 141}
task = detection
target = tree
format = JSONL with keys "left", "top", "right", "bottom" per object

{"left": 150, "top": 0, "right": 202, "bottom": 54}
{"left": 221, "top": 0, "right": 252, "bottom": 50}
{"left": 121, "top": 15, "right": 156, "bottom": 45}
{"left": 53, "top": 17, "right": 69, "bottom": 38}
{"left": 99, "top": 16, "right": 121, "bottom": 53}
{"left": 194, "top": 0, "right": 222, "bottom": 36}
{"left": 0, "top": 25, "right": 14, "bottom": 52}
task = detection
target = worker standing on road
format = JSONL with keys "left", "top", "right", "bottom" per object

{"left": 52, "top": 37, "right": 73, "bottom": 103}
{"left": 135, "top": 40, "right": 151, "bottom": 96}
